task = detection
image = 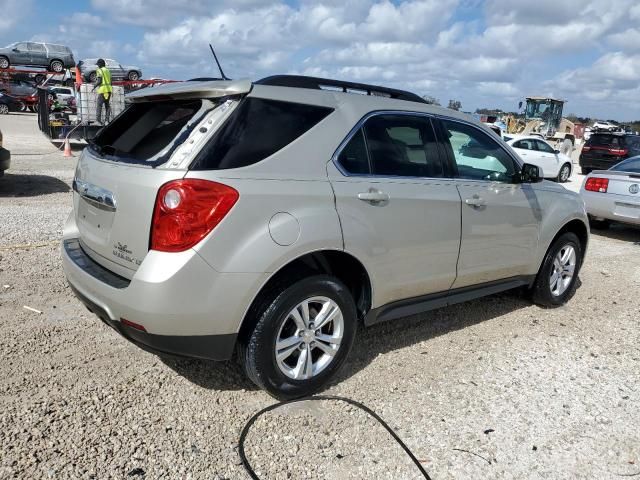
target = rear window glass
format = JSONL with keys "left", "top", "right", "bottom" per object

{"left": 587, "top": 135, "right": 623, "bottom": 147}
{"left": 89, "top": 99, "right": 206, "bottom": 166}
{"left": 611, "top": 157, "right": 640, "bottom": 173}
{"left": 191, "top": 98, "right": 333, "bottom": 170}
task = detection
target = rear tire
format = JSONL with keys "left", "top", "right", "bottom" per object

{"left": 0, "top": 56, "right": 9, "bottom": 69}
{"left": 557, "top": 163, "right": 571, "bottom": 183}
{"left": 240, "top": 275, "right": 357, "bottom": 399}
{"left": 88, "top": 71, "right": 97, "bottom": 83}
{"left": 531, "top": 232, "right": 583, "bottom": 308}
{"left": 0, "top": 104, "right": 9, "bottom": 115}
{"left": 127, "top": 71, "right": 140, "bottom": 81}
{"left": 49, "top": 60, "right": 64, "bottom": 73}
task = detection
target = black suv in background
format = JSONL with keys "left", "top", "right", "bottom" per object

{"left": 579, "top": 133, "right": 640, "bottom": 174}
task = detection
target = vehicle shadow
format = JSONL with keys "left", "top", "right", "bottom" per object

{"left": 162, "top": 288, "right": 544, "bottom": 394}
{"left": 589, "top": 224, "right": 640, "bottom": 244}
{"left": 0, "top": 173, "right": 71, "bottom": 196}
{"left": 160, "top": 355, "right": 259, "bottom": 392}
{"left": 332, "top": 291, "right": 534, "bottom": 386}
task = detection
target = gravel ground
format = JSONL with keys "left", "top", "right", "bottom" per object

{"left": 1, "top": 113, "right": 639, "bottom": 479}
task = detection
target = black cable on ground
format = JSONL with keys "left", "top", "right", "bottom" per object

{"left": 238, "top": 395, "right": 432, "bottom": 480}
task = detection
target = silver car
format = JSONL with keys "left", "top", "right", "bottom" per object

{"left": 78, "top": 58, "right": 142, "bottom": 82}
{"left": 62, "top": 75, "right": 589, "bottom": 398}
{"left": 0, "top": 42, "right": 75, "bottom": 72}
{"left": 581, "top": 156, "right": 640, "bottom": 228}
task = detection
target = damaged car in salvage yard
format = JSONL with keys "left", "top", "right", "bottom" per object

{"left": 61, "top": 75, "right": 589, "bottom": 398}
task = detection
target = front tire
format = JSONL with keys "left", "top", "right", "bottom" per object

{"left": 0, "top": 104, "right": 9, "bottom": 115}
{"left": 531, "top": 232, "right": 583, "bottom": 307}
{"left": 557, "top": 163, "right": 571, "bottom": 183}
{"left": 127, "top": 71, "right": 140, "bottom": 81}
{"left": 0, "top": 56, "right": 9, "bottom": 69}
{"left": 241, "top": 275, "right": 357, "bottom": 399}
{"left": 88, "top": 71, "right": 97, "bottom": 83}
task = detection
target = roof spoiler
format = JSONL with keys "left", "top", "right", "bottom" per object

{"left": 126, "top": 79, "right": 252, "bottom": 102}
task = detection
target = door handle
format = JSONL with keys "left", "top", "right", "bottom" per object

{"left": 357, "top": 189, "right": 390, "bottom": 204}
{"left": 465, "top": 196, "right": 486, "bottom": 207}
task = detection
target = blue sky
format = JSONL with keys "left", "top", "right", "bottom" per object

{"left": 1, "top": 0, "right": 639, "bottom": 120}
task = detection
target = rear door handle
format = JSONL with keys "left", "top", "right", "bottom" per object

{"left": 465, "top": 196, "right": 486, "bottom": 207}
{"left": 357, "top": 189, "right": 390, "bottom": 204}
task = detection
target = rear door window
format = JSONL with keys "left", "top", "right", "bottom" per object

{"left": 191, "top": 98, "right": 333, "bottom": 170}
{"left": 363, "top": 114, "right": 444, "bottom": 178}
{"left": 89, "top": 99, "right": 207, "bottom": 166}
{"left": 337, "top": 129, "right": 370, "bottom": 174}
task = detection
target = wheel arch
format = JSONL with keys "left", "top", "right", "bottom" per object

{"left": 537, "top": 218, "right": 589, "bottom": 276}
{"left": 237, "top": 249, "right": 372, "bottom": 345}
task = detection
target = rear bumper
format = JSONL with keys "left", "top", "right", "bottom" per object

{"left": 582, "top": 190, "right": 640, "bottom": 226}
{"left": 579, "top": 157, "right": 622, "bottom": 170}
{"left": 62, "top": 232, "right": 267, "bottom": 361}
{"left": 69, "top": 283, "right": 237, "bottom": 360}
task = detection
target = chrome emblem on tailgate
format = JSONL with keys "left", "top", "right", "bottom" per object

{"left": 629, "top": 184, "right": 639, "bottom": 194}
{"left": 72, "top": 178, "right": 117, "bottom": 211}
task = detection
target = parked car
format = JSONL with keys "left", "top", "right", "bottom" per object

{"left": 0, "top": 42, "right": 75, "bottom": 72}
{"left": 0, "top": 128, "right": 9, "bottom": 176}
{"left": 579, "top": 133, "right": 640, "bottom": 174}
{"left": 0, "top": 92, "right": 23, "bottom": 114}
{"left": 78, "top": 58, "right": 142, "bottom": 82}
{"left": 61, "top": 75, "right": 589, "bottom": 398}
{"left": 0, "top": 79, "right": 36, "bottom": 97}
{"left": 504, "top": 135, "right": 573, "bottom": 182}
{"left": 48, "top": 86, "right": 74, "bottom": 106}
{"left": 591, "top": 121, "right": 618, "bottom": 132}
{"left": 581, "top": 156, "right": 640, "bottom": 229}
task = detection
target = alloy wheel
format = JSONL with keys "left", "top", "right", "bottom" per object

{"left": 275, "top": 296, "right": 344, "bottom": 380}
{"left": 0, "top": 104, "right": 9, "bottom": 114}
{"left": 0, "top": 57, "right": 8, "bottom": 69}
{"left": 560, "top": 165, "right": 570, "bottom": 182}
{"left": 549, "top": 244, "right": 576, "bottom": 296}
{"left": 50, "top": 61, "right": 63, "bottom": 73}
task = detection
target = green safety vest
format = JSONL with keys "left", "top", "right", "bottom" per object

{"left": 96, "top": 67, "right": 113, "bottom": 95}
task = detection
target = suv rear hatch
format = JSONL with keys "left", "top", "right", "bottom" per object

{"left": 581, "top": 134, "right": 629, "bottom": 168}
{"left": 72, "top": 80, "right": 251, "bottom": 277}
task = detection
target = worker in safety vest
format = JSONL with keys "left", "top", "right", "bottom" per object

{"left": 92, "top": 58, "right": 113, "bottom": 125}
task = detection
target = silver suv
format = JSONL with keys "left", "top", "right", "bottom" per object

{"left": 62, "top": 75, "right": 589, "bottom": 398}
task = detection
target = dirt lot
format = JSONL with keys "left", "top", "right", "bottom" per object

{"left": 1, "top": 112, "right": 639, "bottom": 479}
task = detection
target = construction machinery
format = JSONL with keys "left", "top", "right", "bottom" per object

{"left": 506, "top": 97, "right": 576, "bottom": 155}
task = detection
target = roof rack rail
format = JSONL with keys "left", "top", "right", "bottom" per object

{"left": 255, "top": 75, "right": 427, "bottom": 104}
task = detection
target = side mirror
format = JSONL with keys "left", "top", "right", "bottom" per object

{"left": 554, "top": 149, "right": 560, "bottom": 154}
{"left": 518, "top": 101, "right": 523, "bottom": 110}
{"left": 12, "top": 48, "right": 19, "bottom": 52}
{"left": 520, "top": 163, "right": 543, "bottom": 183}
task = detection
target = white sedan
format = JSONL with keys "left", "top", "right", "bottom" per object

{"left": 504, "top": 135, "right": 573, "bottom": 182}
{"left": 580, "top": 156, "right": 640, "bottom": 229}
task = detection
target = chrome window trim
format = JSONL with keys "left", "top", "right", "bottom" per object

{"left": 330, "top": 110, "right": 523, "bottom": 183}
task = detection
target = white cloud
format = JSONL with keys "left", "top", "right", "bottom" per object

{"left": 0, "top": 0, "right": 33, "bottom": 33}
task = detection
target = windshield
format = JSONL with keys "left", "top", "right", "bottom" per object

{"left": 4, "top": 43, "right": 16, "bottom": 48}
{"left": 611, "top": 157, "right": 640, "bottom": 173}
{"left": 525, "top": 100, "right": 562, "bottom": 124}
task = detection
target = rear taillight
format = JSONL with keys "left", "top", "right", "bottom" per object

{"left": 581, "top": 146, "right": 591, "bottom": 152}
{"left": 609, "top": 148, "right": 628, "bottom": 156}
{"left": 585, "top": 177, "right": 609, "bottom": 193}
{"left": 151, "top": 179, "right": 239, "bottom": 252}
